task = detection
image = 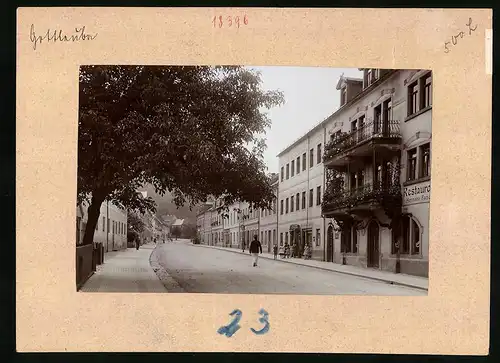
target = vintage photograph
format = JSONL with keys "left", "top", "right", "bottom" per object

{"left": 76, "top": 65, "right": 431, "bottom": 295}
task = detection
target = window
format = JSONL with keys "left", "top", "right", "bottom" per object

{"left": 351, "top": 120, "right": 357, "bottom": 132}
{"left": 316, "top": 229, "right": 320, "bottom": 247}
{"left": 261, "top": 231, "right": 264, "bottom": 242}
{"left": 407, "top": 148, "right": 417, "bottom": 181}
{"left": 296, "top": 193, "right": 300, "bottom": 210}
{"left": 280, "top": 232, "right": 283, "bottom": 246}
{"left": 422, "top": 73, "right": 432, "bottom": 108}
{"left": 281, "top": 167, "right": 284, "bottom": 181}
{"left": 420, "top": 143, "right": 431, "bottom": 177}
{"left": 285, "top": 232, "right": 288, "bottom": 244}
{"left": 302, "top": 191, "right": 306, "bottom": 209}
{"left": 107, "top": 218, "right": 110, "bottom": 233}
{"left": 296, "top": 157, "right": 300, "bottom": 173}
{"left": 367, "top": 69, "right": 373, "bottom": 85}
{"left": 286, "top": 164, "right": 290, "bottom": 179}
{"left": 309, "top": 189, "right": 313, "bottom": 207}
{"left": 317, "top": 144, "right": 322, "bottom": 164}
{"left": 285, "top": 198, "right": 289, "bottom": 213}
{"left": 274, "top": 230, "right": 277, "bottom": 244}
{"left": 290, "top": 196, "right": 295, "bottom": 212}
{"left": 291, "top": 160, "right": 295, "bottom": 177}
{"left": 341, "top": 86, "right": 347, "bottom": 105}
{"left": 309, "top": 149, "right": 314, "bottom": 168}
{"left": 302, "top": 153, "right": 306, "bottom": 171}
{"left": 102, "top": 217, "right": 105, "bottom": 231}
{"left": 383, "top": 98, "right": 392, "bottom": 122}
{"left": 316, "top": 186, "right": 321, "bottom": 206}
{"left": 280, "top": 200, "right": 284, "bottom": 215}
{"left": 408, "top": 82, "right": 418, "bottom": 115}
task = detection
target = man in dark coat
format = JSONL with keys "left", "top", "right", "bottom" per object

{"left": 249, "top": 235, "right": 263, "bottom": 267}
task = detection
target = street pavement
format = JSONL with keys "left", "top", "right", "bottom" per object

{"left": 152, "top": 240, "right": 426, "bottom": 295}
{"left": 80, "top": 243, "right": 167, "bottom": 293}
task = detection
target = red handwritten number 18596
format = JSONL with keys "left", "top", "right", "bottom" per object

{"left": 212, "top": 15, "right": 248, "bottom": 28}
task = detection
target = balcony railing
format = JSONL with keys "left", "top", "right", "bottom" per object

{"left": 324, "top": 120, "right": 401, "bottom": 161}
{"left": 322, "top": 182, "right": 401, "bottom": 212}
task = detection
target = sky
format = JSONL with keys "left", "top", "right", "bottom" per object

{"left": 247, "top": 66, "right": 363, "bottom": 174}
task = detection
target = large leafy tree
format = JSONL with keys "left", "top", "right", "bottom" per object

{"left": 78, "top": 65, "right": 284, "bottom": 246}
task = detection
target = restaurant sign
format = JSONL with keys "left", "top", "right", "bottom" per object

{"left": 403, "top": 180, "right": 431, "bottom": 205}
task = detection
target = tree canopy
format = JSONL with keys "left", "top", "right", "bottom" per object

{"left": 78, "top": 65, "right": 284, "bottom": 245}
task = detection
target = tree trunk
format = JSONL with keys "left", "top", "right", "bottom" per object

{"left": 82, "top": 195, "right": 105, "bottom": 246}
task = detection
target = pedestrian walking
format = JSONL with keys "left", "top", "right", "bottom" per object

{"left": 135, "top": 237, "right": 140, "bottom": 250}
{"left": 242, "top": 241, "right": 246, "bottom": 253}
{"left": 249, "top": 235, "right": 262, "bottom": 267}
{"left": 273, "top": 244, "right": 278, "bottom": 260}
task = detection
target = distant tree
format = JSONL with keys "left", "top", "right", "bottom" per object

{"left": 77, "top": 65, "right": 284, "bottom": 246}
{"left": 127, "top": 212, "right": 145, "bottom": 234}
{"left": 171, "top": 226, "right": 182, "bottom": 239}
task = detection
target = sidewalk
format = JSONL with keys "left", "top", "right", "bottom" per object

{"left": 80, "top": 243, "right": 167, "bottom": 293}
{"left": 194, "top": 244, "right": 429, "bottom": 290}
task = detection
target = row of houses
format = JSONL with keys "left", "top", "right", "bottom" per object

{"left": 196, "top": 68, "right": 431, "bottom": 277}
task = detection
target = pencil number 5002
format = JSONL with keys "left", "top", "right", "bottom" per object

{"left": 212, "top": 15, "right": 248, "bottom": 28}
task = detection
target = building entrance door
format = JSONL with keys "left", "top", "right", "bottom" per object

{"left": 327, "top": 225, "right": 334, "bottom": 262}
{"left": 367, "top": 220, "right": 380, "bottom": 268}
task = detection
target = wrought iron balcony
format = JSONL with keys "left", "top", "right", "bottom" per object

{"left": 322, "top": 182, "right": 401, "bottom": 216}
{"left": 323, "top": 120, "right": 401, "bottom": 167}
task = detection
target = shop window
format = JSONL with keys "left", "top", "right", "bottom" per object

{"left": 408, "top": 81, "right": 418, "bottom": 116}
{"left": 420, "top": 143, "right": 431, "bottom": 178}
{"left": 396, "top": 215, "right": 422, "bottom": 255}
{"left": 302, "top": 153, "right": 306, "bottom": 171}
{"left": 407, "top": 148, "right": 417, "bottom": 181}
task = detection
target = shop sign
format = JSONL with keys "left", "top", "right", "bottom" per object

{"left": 403, "top": 180, "right": 431, "bottom": 205}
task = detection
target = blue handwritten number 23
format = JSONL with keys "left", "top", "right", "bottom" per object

{"left": 217, "top": 309, "right": 270, "bottom": 337}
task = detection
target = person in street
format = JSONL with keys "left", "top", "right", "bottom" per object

{"left": 249, "top": 235, "right": 262, "bottom": 267}
{"left": 242, "top": 241, "right": 246, "bottom": 253}
{"left": 135, "top": 236, "right": 140, "bottom": 250}
{"left": 273, "top": 244, "right": 278, "bottom": 260}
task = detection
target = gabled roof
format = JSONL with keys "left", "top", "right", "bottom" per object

{"left": 335, "top": 75, "right": 363, "bottom": 90}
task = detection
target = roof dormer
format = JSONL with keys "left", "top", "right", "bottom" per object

{"left": 336, "top": 74, "right": 363, "bottom": 107}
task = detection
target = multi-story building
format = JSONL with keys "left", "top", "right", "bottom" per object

{"left": 277, "top": 118, "right": 327, "bottom": 260}
{"left": 320, "top": 69, "right": 431, "bottom": 277}
{"left": 196, "top": 173, "right": 280, "bottom": 250}
{"left": 259, "top": 174, "right": 279, "bottom": 253}
{"left": 76, "top": 200, "right": 128, "bottom": 252}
